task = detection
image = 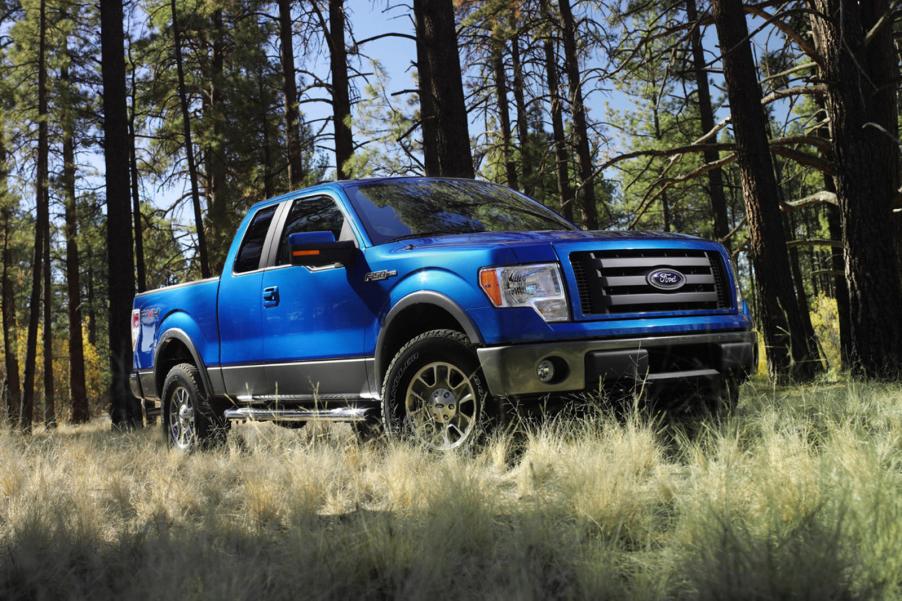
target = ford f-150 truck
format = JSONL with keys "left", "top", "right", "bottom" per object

{"left": 130, "top": 177, "right": 756, "bottom": 450}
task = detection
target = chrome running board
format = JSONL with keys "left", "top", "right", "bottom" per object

{"left": 224, "top": 406, "right": 371, "bottom": 423}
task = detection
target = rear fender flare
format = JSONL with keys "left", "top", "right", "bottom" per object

{"left": 153, "top": 327, "right": 213, "bottom": 399}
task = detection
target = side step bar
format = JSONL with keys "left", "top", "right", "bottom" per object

{"left": 224, "top": 406, "right": 372, "bottom": 423}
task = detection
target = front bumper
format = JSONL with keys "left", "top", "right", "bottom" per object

{"left": 476, "top": 330, "right": 757, "bottom": 397}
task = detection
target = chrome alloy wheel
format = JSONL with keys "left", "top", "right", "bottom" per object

{"left": 168, "top": 386, "right": 196, "bottom": 450}
{"left": 404, "top": 361, "right": 478, "bottom": 450}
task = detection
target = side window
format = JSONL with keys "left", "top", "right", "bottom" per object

{"left": 276, "top": 196, "right": 348, "bottom": 265}
{"left": 233, "top": 206, "right": 277, "bottom": 273}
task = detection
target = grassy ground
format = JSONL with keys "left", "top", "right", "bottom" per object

{"left": 0, "top": 380, "right": 900, "bottom": 600}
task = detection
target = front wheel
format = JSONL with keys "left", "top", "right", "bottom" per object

{"left": 162, "top": 363, "right": 228, "bottom": 451}
{"left": 381, "top": 329, "right": 491, "bottom": 450}
{"left": 707, "top": 376, "right": 741, "bottom": 415}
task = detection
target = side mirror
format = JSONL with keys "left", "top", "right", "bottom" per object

{"left": 288, "top": 231, "right": 356, "bottom": 267}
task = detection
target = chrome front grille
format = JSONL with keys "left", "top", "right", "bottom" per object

{"left": 570, "top": 249, "right": 731, "bottom": 315}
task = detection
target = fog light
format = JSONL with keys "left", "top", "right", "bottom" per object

{"left": 536, "top": 359, "right": 555, "bottom": 383}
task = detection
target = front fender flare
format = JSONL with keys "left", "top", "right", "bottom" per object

{"left": 374, "top": 291, "right": 482, "bottom": 384}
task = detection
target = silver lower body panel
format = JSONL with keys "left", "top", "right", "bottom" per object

{"left": 476, "top": 330, "right": 757, "bottom": 397}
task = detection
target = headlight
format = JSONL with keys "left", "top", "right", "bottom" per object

{"left": 479, "top": 263, "right": 570, "bottom": 322}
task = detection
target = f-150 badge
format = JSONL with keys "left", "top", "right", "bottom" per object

{"left": 365, "top": 269, "right": 398, "bottom": 282}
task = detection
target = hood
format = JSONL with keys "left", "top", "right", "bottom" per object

{"left": 388, "top": 229, "right": 705, "bottom": 251}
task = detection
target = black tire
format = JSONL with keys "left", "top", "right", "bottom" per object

{"left": 350, "top": 417, "right": 383, "bottom": 443}
{"left": 274, "top": 421, "right": 307, "bottom": 430}
{"left": 161, "top": 363, "right": 228, "bottom": 451}
{"left": 709, "top": 376, "right": 740, "bottom": 415}
{"left": 381, "top": 329, "right": 494, "bottom": 450}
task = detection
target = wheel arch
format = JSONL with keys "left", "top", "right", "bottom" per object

{"left": 375, "top": 291, "right": 482, "bottom": 386}
{"left": 153, "top": 328, "right": 213, "bottom": 399}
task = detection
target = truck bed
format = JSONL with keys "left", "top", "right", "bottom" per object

{"left": 132, "top": 277, "right": 221, "bottom": 372}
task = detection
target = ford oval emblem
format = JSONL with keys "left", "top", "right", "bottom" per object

{"left": 646, "top": 268, "right": 686, "bottom": 291}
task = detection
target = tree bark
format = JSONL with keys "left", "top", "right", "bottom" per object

{"left": 0, "top": 191, "right": 20, "bottom": 427}
{"left": 20, "top": 0, "right": 50, "bottom": 433}
{"left": 61, "top": 62, "right": 89, "bottom": 424}
{"left": 651, "top": 98, "right": 671, "bottom": 231}
{"left": 556, "top": 0, "right": 598, "bottom": 229}
{"left": 257, "top": 66, "right": 275, "bottom": 199}
{"left": 491, "top": 40, "right": 518, "bottom": 189}
{"left": 413, "top": 0, "right": 474, "bottom": 178}
{"left": 826, "top": 200, "right": 851, "bottom": 366}
{"left": 510, "top": 31, "right": 533, "bottom": 195}
{"left": 711, "top": 0, "right": 821, "bottom": 381}
{"left": 42, "top": 182, "right": 54, "bottom": 429}
{"left": 277, "top": 0, "right": 305, "bottom": 187}
{"left": 327, "top": 0, "right": 354, "bottom": 179}
{"left": 685, "top": 0, "right": 730, "bottom": 244}
{"left": 128, "top": 48, "right": 146, "bottom": 292}
{"left": 101, "top": 0, "right": 141, "bottom": 428}
{"left": 206, "top": 8, "right": 228, "bottom": 273}
{"left": 414, "top": 4, "right": 440, "bottom": 176}
{"left": 171, "top": 0, "right": 210, "bottom": 279}
{"left": 810, "top": 0, "right": 902, "bottom": 378}
{"left": 86, "top": 253, "right": 95, "bottom": 346}
{"left": 539, "top": 0, "right": 574, "bottom": 222}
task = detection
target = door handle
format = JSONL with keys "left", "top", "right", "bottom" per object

{"left": 262, "top": 286, "right": 279, "bottom": 307}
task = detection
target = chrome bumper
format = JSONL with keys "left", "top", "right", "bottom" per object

{"left": 476, "top": 330, "right": 757, "bottom": 397}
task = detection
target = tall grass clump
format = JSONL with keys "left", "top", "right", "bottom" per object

{"left": 0, "top": 380, "right": 899, "bottom": 600}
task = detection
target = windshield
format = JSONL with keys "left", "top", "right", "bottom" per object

{"left": 343, "top": 179, "right": 576, "bottom": 244}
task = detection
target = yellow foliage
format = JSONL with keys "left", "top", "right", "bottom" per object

{"left": 810, "top": 294, "right": 842, "bottom": 373}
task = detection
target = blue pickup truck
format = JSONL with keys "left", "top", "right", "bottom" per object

{"left": 130, "top": 177, "right": 756, "bottom": 450}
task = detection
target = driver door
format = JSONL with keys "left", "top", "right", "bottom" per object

{"left": 258, "top": 194, "right": 374, "bottom": 401}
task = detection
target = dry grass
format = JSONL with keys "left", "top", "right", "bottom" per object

{"left": 0, "top": 380, "right": 900, "bottom": 600}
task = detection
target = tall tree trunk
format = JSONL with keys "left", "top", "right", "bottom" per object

{"left": 20, "top": 0, "right": 49, "bottom": 433}
{"left": 207, "top": 8, "right": 228, "bottom": 272}
{"left": 539, "top": 0, "right": 574, "bottom": 222}
{"left": 812, "top": 100, "right": 851, "bottom": 367}
{"left": 510, "top": 31, "right": 533, "bottom": 195}
{"left": 171, "top": 0, "right": 210, "bottom": 278}
{"left": 770, "top": 131, "right": 819, "bottom": 366}
{"left": 413, "top": 0, "right": 474, "bottom": 178}
{"left": 61, "top": 63, "right": 89, "bottom": 424}
{"left": 414, "top": 4, "right": 440, "bottom": 176}
{"left": 711, "top": 0, "right": 821, "bottom": 381}
{"left": 277, "top": 0, "right": 305, "bottom": 187}
{"left": 101, "top": 0, "right": 141, "bottom": 428}
{"left": 257, "top": 67, "right": 275, "bottom": 199}
{"left": 556, "top": 0, "right": 598, "bottom": 229}
{"left": 327, "top": 0, "right": 354, "bottom": 179}
{"left": 810, "top": 0, "right": 902, "bottom": 378}
{"left": 86, "top": 254, "right": 96, "bottom": 346}
{"left": 41, "top": 189, "right": 54, "bottom": 428}
{"left": 0, "top": 203, "right": 20, "bottom": 427}
{"left": 826, "top": 202, "right": 851, "bottom": 366}
{"left": 1, "top": 213, "right": 19, "bottom": 426}
{"left": 651, "top": 99, "right": 671, "bottom": 231}
{"left": 128, "top": 48, "right": 146, "bottom": 292}
{"left": 685, "top": 0, "right": 730, "bottom": 244}
{"left": 491, "top": 40, "right": 518, "bottom": 189}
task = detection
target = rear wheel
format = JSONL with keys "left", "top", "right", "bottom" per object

{"left": 162, "top": 363, "right": 228, "bottom": 451}
{"left": 382, "top": 329, "right": 492, "bottom": 450}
